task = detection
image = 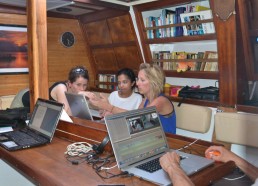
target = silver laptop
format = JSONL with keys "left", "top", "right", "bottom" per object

{"left": 0, "top": 98, "right": 64, "bottom": 151}
{"left": 104, "top": 107, "right": 214, "bottom": 186}
{"left": 65, "top": 92, "right": 101, "bottom": 120}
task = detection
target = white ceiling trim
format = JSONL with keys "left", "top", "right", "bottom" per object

{"left": 0, "top": 0, "right": 74, "bottom": 10}
{"left": 99, "top": 0, "right": 158, "bottom": 6}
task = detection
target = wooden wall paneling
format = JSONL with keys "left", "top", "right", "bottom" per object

{"left": 107, "top": 14, "right": 135, "bottom": 43}
{"left": 0, "top": 13, "right": 26, "bottom": 25}
{"left": 81, "top": 12, "right": 143, "bottom": 88}
{"left": 47, "top": 18, "right": 95, "bottom": 87}
{"left": 79, "top": 21, "right": 98, "bottom": 87}
{"left": 127, "top": 11, "right": 145, "bottom": 65}
{"left": 79, "top": 9, "right": 129, "bottom": 24}
{"left": 0, "top": 5, "right": 26, "bottom": 15}
{"left": 211, "top": 0, "right": 238, "bottom": 107}
{"left": 83, "top": 20, "right": 112, "bottom": 46}
{"left": 114, "top": 46, "right": 142, "bottom": 70}
{"left": 91, "top": 48, "right": 118, "bottom": 72}
{"left": 108, "top": 14, "right": 144, "bottom": 70}
{"left": 0, "top": 75, "right": 29, "bottom": 96}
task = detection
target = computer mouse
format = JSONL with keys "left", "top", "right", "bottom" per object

{"left": 206, "top": 150, "right": 221, "bottom": 159}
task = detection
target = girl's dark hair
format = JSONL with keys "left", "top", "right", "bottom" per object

{"left": 68, "top": 66, "right": 89, "bottom": 83}
{"left": 117, "top": 68, "right": 137, "bottom": 89}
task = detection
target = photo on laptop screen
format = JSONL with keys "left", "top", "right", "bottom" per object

{"left": 127, "top": 112, "right": 160, "bottom": 134}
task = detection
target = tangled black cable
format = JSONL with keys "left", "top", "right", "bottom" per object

{"left": 87, "top": 154, "right": 130, "bottom": 179}
{"left": 64, "top": 142, "right": 130, "bottom": 180}
{"left": 65, "top": 151, "right": 95, "bottom": 165}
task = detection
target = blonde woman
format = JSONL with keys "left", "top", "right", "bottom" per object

{"left": 136, "top": 63, "right": 176, "bottom": 134}
{"left": 89, "top": 63, "right": 176, "bottom": 134}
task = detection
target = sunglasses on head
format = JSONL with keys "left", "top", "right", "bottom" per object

{"left": 73, "top": 67, "right": 87, "bottom": 73}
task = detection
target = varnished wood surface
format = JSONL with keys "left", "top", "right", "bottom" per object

{"left": 6, "top": 118, "right": 234, "bottom": 185}
{"left": 0, "top": 119, "right": 235, "bottom": 186}
{"left": 82, "top": 13, "right": 143, "bottom": 75}
{"left": 0, "top": 136, "right": 235, "bottom": 186}
{"left": 27, "top": 0, "right": 49, "bottom": 109}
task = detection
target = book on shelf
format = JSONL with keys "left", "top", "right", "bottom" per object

{"left": 152, "top": 50, "right": 217, "bottom": 72}
{"left": 146, "top": 9, "right": 176, "bottom": 39}
{"left": 98, "top": 74, "right": 117, "bottom": 90}
{"left": 161, "top": 9, "right": 176, "bottom": 38}
{"left": 203, "top": 51, "right": 218, "bottom": 72}
{"left": 185, "top": 5, "right": 210, "bottom": 13}
{"left": 175, "top": 7, "right": 186, "bottom": 37}
{"left": 180, "top": 10, "right": 215, "bottom": 36}
{"left": 196, "top": 52, "right": 204, "bottom": 71}
{"left": 152, "top": 51, "right": 171, "bottom": 59}
{"left": 171, "top": 51, "right": 197, "bottom": 71}
{"left": 145, "top": 16, "right": 155, "bottom": 39}
{"left": 175, "top": 51, "right": 197, "bottom": 71}
{"left": 200, "top": 51, "right": 210, "bottom": 71}
{"left": 194, "top": 5, "right": 210, "bottom": 12}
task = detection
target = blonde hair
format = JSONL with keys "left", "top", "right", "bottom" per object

{"left": 139, "top": 63, "right": 165, "bottom": 102}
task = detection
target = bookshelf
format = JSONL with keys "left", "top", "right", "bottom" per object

{"left": 134, "top": 0, "right": 218, "bottom": 79}
{"left": 133, "top": 0, "right": 246, "bottom": 107}
{"left": 97, "top": 74, "right": 117, "bottom": 91}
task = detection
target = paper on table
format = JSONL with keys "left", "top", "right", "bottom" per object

{"left": 60, "top": 109, "right": 73, "bottom": 123}
{"left": 0, "top": 127, "right": 13, "bottom": 133}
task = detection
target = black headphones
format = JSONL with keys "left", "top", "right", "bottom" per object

{"left": 92, "top": 135, "right": 110, "bottom": 154}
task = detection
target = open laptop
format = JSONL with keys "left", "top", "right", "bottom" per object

{"left": 0, "top": 98, "right": 64, "bottom": 151}
{"left": 104, "top": 107, "right": 214, "bottom": 186}
{"left": 65, "top": 92, "right": 101, "bottom": 120}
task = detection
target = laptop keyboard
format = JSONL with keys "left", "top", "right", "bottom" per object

{"left": 136, "top": 155, "right": 187, "bottom": 173}
{"left": 5, "top": 129, "right": 48, "bottom": 146}
{"left": 136, "top": 158, "right": 162, "bottom": 173}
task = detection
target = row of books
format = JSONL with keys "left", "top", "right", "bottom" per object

{"left": 180, "top": 10, "right": 215, "bottom": 36}
{"left": 152, "top": 51, "right": 218, "bottom": 72}
{"left": 156, "top": 61, "right": 218, "bottom": 71}
{"left": 145, "top": 5, "right": 215, "bottom": 39}
{"left": 98, "top": 74, "right": 117, "bottom": 90}
{"left": 153, "top": 51, "right": 199, "bottom": 60}
{"left": 145, "top": 7, "right": 185, "bottom": 39}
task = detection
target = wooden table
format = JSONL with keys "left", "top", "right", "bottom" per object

{"left": 0, "top": 118, "right": 236, "bottom": 186}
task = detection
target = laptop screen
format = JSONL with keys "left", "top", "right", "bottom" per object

{"left": 29, "top": 98, "right": 63, "bottom": 138}
{"left": 65, "top": 92, "right": 93, "bottom": 120}
{"left": 105, "top": 107, "right": 169, "bottom": 168}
